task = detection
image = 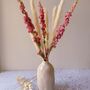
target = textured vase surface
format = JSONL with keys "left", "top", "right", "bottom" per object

{"left": 37, "top": 61, "right": 55, "bottom": 90}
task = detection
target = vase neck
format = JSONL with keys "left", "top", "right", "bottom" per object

{"left": 43, "top": 57, "right": 48, "bottom": 61}
{"left": 43, "top": 60, "right": 49, "bottom": 63}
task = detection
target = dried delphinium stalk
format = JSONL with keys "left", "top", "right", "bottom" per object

{"left": 49, "top": 0, "right": 79, "bottom": 54}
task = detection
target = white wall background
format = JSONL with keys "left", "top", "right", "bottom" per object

{"left": 0, "top": 0, "right": 90, "bottom": 70}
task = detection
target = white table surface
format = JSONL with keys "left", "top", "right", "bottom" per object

{"left": 0, "top": 69, "right": 90, "bottom": 90}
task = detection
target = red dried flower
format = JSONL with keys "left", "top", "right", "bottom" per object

{"left": 51, "top": 0, "right": 78, "bottom": 48}
{"left": 24, "top": 15, "right": 35, "bottom": 33}
{"left": 18, "top": 0, "right": 41, "bottom": 46}
{"left": 18, "top": 0, "right": 35, "bottom": 33}
{"left": 51, "top": 25, "right": 65, "bottom": 48}
{"left": 34, "top": 36, "right": 41, "bottom": 45}
{"left": 64, "top": 12, "right": 72, "bottom": 27}
{"left": 38, "top": 2, "right": 46, "bottom": 37}
{"left": 32, "top": 31, "right": 41, "bottom": 46}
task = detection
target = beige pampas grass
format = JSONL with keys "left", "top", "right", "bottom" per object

{"left": 52, "top": 6, "right": 57, "bottom": 29}
{"left": 30, "top": 0, "right": 40, "bottom": 35}
{"left": 45, "top": 9, "right": 49, "bottom": 49}
{"left": 53, "top": 0, "right": 64, "bottom": 32}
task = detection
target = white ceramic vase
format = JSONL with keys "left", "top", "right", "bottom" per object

{"left": 37, "top": 61, "right": 55, "bottom": 90}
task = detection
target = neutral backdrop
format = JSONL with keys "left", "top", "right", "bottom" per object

{"left": 0, "top": 0, "right": 90, "bottom": 70}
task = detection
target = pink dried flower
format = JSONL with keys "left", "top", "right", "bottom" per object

{"left": 71, "top": 0, "right": 79, "bottom": 13}
{"left": 64, "top": 12, "right": 72, "bottom": 27}
{"left": 51, "top": 25, "right": 65, "bottom": 48}
{"left": 38, "top": 2, "right": 46, "bottom": 37}
{"left": 18, "top": 0, "right": 41, "bottom": 46}
{"left": 24, "top": 15, "right": 35, "bottom": 33}
{"left": 51, "top": 0, "right": 78, "bottom": 48}
{"left": 33, "top": 31, "right": 41, "bottom": 46}
{"left": 18, "top": 0, "right": 35, "bottom": 33}
{"left": 34, "top": 36, "right": 41, "bottom": 45}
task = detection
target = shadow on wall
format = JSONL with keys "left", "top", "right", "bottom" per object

{"left": 0, "top": 0, "right": 3, "bottom": 71}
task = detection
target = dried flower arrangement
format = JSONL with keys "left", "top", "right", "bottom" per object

{"left": 17, "top": 0, "right": 79, "bottom": 61}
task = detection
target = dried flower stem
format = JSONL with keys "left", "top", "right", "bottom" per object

{"left": 50, "top": 0, "right": 64, "bottom": 50}
{"left": 49, "top": 0, "right": 79, "bottom": 54}
{"left": 50, "top": 6, "right": 57, "bottom": 48}
{"left": 30, "top": 0, "right": 41, "bottom": 35}
{"left": 30, "top": 0, "right": 45, "bottom": 57}
{"left": 52, "top": 6, "right": 57, "bottom": 28}
{"left": 53, "top": 0, "right": 64, "bottom": 33}
{"left": 38, "top": 1, "right": 48, "bottom": 59}
{"left": 45, "top": 9, "right": 49, "bottom": 50}
{"left": 17, "top": 0, "right": 45, "bottom": 59}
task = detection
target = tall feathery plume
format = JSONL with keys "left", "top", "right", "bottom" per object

{"left": 45, "top": 8, "right": 49, "bottom": 50}
{"left": 44, "top": 8, "right": 50, "bottom": 58}
{"left": 30, "top": 0, "right": 41, "bottom": 35}
{"left": 53, "top": 0, "right": 64, "bottom": 33}
{"left": 49, "top": 0, "right": 79, "bottom": 52}
{"left": 50, "top": 6, "right": 57, "bottom": 48}
{"left": 50, "top": 0, "right": 64, "bottom": 49}
{"left": 52, "top": 6, "right": 57, "bottom": 28}
{"left": 30, "top": 0, "right": 46, "bottom": 56}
